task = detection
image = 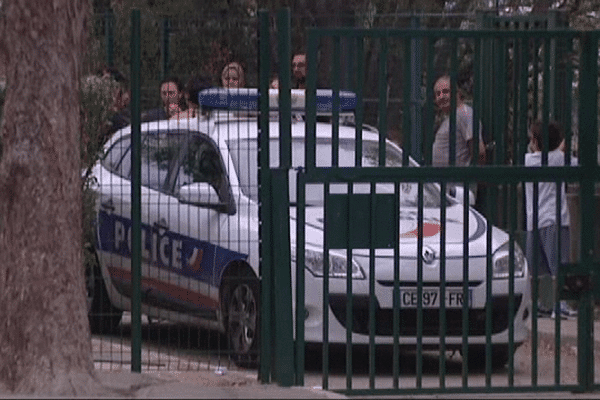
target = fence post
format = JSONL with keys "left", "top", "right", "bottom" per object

{"left": 130, "top": 8, "right": 142, "bottom": 374}
{"left": 576, "top": 31, "right": 597, "bottom": 392}
{"left": 258, "top": 9, "right": 273, "bottom": 384}
{"left": 270, "top": 7, "right": 295, "bottom": 387}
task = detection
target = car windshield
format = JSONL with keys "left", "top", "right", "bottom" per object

{"left": 228, "top": 137, "right": 446, "bottom": 207}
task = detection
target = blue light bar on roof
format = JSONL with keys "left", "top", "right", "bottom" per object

{"left": 198, "top": 88, "right": 357, "bottom": 113}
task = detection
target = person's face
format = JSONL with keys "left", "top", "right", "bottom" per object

{"left": 222, "top": 68, "right": 241, "bottom": 88}
{"left": 292, "top": 54, "right": 307, "bottom": 79}
{"left": 528, "top": 132, "right": 539, "bottom": 152}
{"left": 434, "top": 77, "right": 451, "bottom": 113}
{"left": 160, "top": 82, "right": 181, "bottom": 110}
{"left": 114, "top": 88, "right": 130, "bottom": 111}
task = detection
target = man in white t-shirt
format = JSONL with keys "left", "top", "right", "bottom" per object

{"left": 525, "top": 120, "right": 578, "bottom": 319}
{"left": 431, "top": 75, "right": 486, "bottom": 200}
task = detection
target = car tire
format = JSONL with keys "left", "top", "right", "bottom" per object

{"left": 465, "top": 345, "right": 511, "bottom": 370}
{"left": 86, "top": 256, "right": 123, "bottom": 334}
{"left": 223, "top": 273, "right": 260, "bottom": 367}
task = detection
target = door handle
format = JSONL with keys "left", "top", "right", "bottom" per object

{"left": 153, "top": 218, "right": 169, "bottom": 231}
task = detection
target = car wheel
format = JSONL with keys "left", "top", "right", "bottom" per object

{"left": 224, "top": 274, "right": 259, "bottom": 367}
{"left": 465, "top": 345, "right": 511, "bottom": 370}
{"left": 86, "top": 255, "right": 123, "bottom": 334}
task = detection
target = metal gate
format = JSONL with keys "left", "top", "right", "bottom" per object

{"left": 259, "top": 9, "right": 600, "bottom": 395}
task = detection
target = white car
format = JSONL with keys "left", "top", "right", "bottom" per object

{"left": 89, "top": 88, "right": 531, "bottom": 368}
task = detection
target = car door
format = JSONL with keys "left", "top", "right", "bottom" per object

{"left": 95, "top": 131, "right": 187, "bottom": 308}
{"left": 144, "top": 132, "right": 246, "bottom": 322}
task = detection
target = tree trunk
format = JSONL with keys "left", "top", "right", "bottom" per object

{"left": 0, "top": 0, "right": 105, "bottom": 395}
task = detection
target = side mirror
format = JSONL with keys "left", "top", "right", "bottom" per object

{"left": 451, "top": 186, "right": 475, "bottom": 206}
{"left": 177, "top": 182, "right": 222, "bottom": 207}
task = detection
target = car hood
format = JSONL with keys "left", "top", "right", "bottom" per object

{"left": 293, "top": 204, "right": 509, "bottom": 258}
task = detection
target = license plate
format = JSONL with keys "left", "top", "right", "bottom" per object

{"left": 399, "top": 287, "right": 472, "bottom": 309}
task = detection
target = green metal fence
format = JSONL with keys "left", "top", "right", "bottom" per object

{"left": 85, "top": 7, "right": 600, "bottom": 396}
{"left": 87, "top": 9, "right": 263, "bottom": 376}
{"left": 259, "top": 8, "right": 600, "bottom": 396}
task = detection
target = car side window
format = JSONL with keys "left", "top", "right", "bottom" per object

{"left": 102, "top": 136, "right": 131, "bottom": 177}
{"left": 101, "top": 133, "right": 185, "bottom": 192}
{"left": 141, "top": 135, "right": 182, "bottom": 191}
{"left": 175, "top": 135, "right": 227, "bottom": 197}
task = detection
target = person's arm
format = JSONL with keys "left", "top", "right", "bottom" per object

{"left": 459, "top": 105, "right": 486, "bottom": 165}
{"left": 478, "top": 138, "right": 486, "bottom": 165}
{"left": 466, "top": 136, "right": 487, "bottom": 165}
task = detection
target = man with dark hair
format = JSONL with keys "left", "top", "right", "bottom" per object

{"left": 142, "top": 76, "right": 185, "bottom": 122}
{"left": 292, "top": 53, "right": 306, "bottom": 89}
{"left": 170, "top": 75, "right": 212, "bottom": 120}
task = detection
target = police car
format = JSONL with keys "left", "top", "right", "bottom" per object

{"left": 89, "top": 88, "right": 531, "bottom": 368}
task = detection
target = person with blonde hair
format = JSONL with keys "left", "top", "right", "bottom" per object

{"left": 221, "top": 62, "right": 245, "bottom": 88}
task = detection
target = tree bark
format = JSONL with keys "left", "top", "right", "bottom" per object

{"left": 0, "top": 0, "right": 105, "bottom": 395}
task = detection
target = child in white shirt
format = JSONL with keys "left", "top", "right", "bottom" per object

{"left": 525, "top": 120, "right": 577, "bottom": 319}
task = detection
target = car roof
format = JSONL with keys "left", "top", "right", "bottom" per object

{"left": 106, "top": 113, "right": 383, "bottom": 151}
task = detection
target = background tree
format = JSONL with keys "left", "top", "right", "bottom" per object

{"left": 0, "top": 0, "right": 108, "bottom": 395}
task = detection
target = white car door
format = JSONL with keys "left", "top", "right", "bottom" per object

{"left": 144, "top": 132, "right": 247, "bottom": 322}
{"left": 95, "top": 132, "right": 170, "bottom": 302}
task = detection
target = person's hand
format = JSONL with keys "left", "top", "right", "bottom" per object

{"left": 167, "top": 102, "right": 182, "bottom": 118}
{"left": 170, "top": 108, "right": 195, "bottom": 120}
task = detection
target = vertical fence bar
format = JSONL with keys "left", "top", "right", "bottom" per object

{"left": 518, "top": 36, "right": 529, "bottom": 165}
{"left": 377, "top": 35, "right": 388, "bottom": 166}
{"left": 306, "top": 30, "right": 318, "bottom": 171}
{"left": 403, "top": 36, "right": 412, "bottom": 167}
{"left": 273, "top": 7, "right": 294, "bottom": 387}
{"left": 354, "top": 36, "right": 365, "bottom": 167}
{"left": 332, "top": 35, "right": 341, "bottom": 167}
{"left": 375, "top": 34, "right": 388, "bottom": 391}
{"left": 368, "top": 184, "right": 376, "bottom": 390}
{"left": 105, "top": 9, "right": 114, "bottom": 67}
{"left": 416, "top": 181, "right": 424, "bottom": 389}
{"left": 345, "top": 183, "right": 354, "bottom": 391}
{"left": 410, "top": 18, "right": 422, "bottom": 162}
{"left": 531, "top": 178, "right": 540, "bottom": 388}
{"left": 296, "top": 173, "right": 306, "bottom": 386}
{"left": 350, "top": 35, "right": 364, "bottom": 391}
{"left": 323, "top": 183, "right": 331, "bottom": 391}
{"left": 424, "top": 37, "right": 435, "bottom": 166}
{"left": 448, "top": 38, "right": 457, "bottom": 167}
{"left": 392, "top": 181, "right": 400, "bottom": 390}
{"left": 461, "top": 181, "right": 469, "bottom": 389}
{"left": 277, "top": 8, "right": 291, "bottom": 169}
{"left": 258, "top": 9, "right": 273, "bottom": 384}
{"left": 474, "top": 34, "right": 492, "bottom": 386}
{"left": 577, "top": 31, "right": 597, "bottom": 392}
{"left": 508, "top": 182, "right": 516, "bottom": 382}
{"left": 162, "top": 17, "right": 170, "bottom": 80}
{"left": 271, "top": 169, "right": 295, "bottom": 387}
{"left": 129, "top": 8, "right": 142, "bottom": 374}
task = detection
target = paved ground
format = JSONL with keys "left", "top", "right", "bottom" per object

{"left": 84, "top": 316, "right": 600, "bottom": 399}
{"left": 3, "top": 316, "right": 600, "bottom": 398}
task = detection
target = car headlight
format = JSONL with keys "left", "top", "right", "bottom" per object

{"left": 492, "top": 241, "right": 527, "bottom": 279}
{"left": 295, "top": 249, "right": 366, "bottom": 280}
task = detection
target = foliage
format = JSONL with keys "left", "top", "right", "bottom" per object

{"left": 88, "top": 0, "right": 259, "bottom": 110}
{"left": 80, "top": 74, "right": 122, "bottom": 266}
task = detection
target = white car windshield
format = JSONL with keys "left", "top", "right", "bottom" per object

{"left": 228, "top": 137, "right": 446, "bottom": 207}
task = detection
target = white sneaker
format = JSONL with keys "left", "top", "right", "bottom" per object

{"left": 551, "top": 302, "right": 577, "bottom": 319}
